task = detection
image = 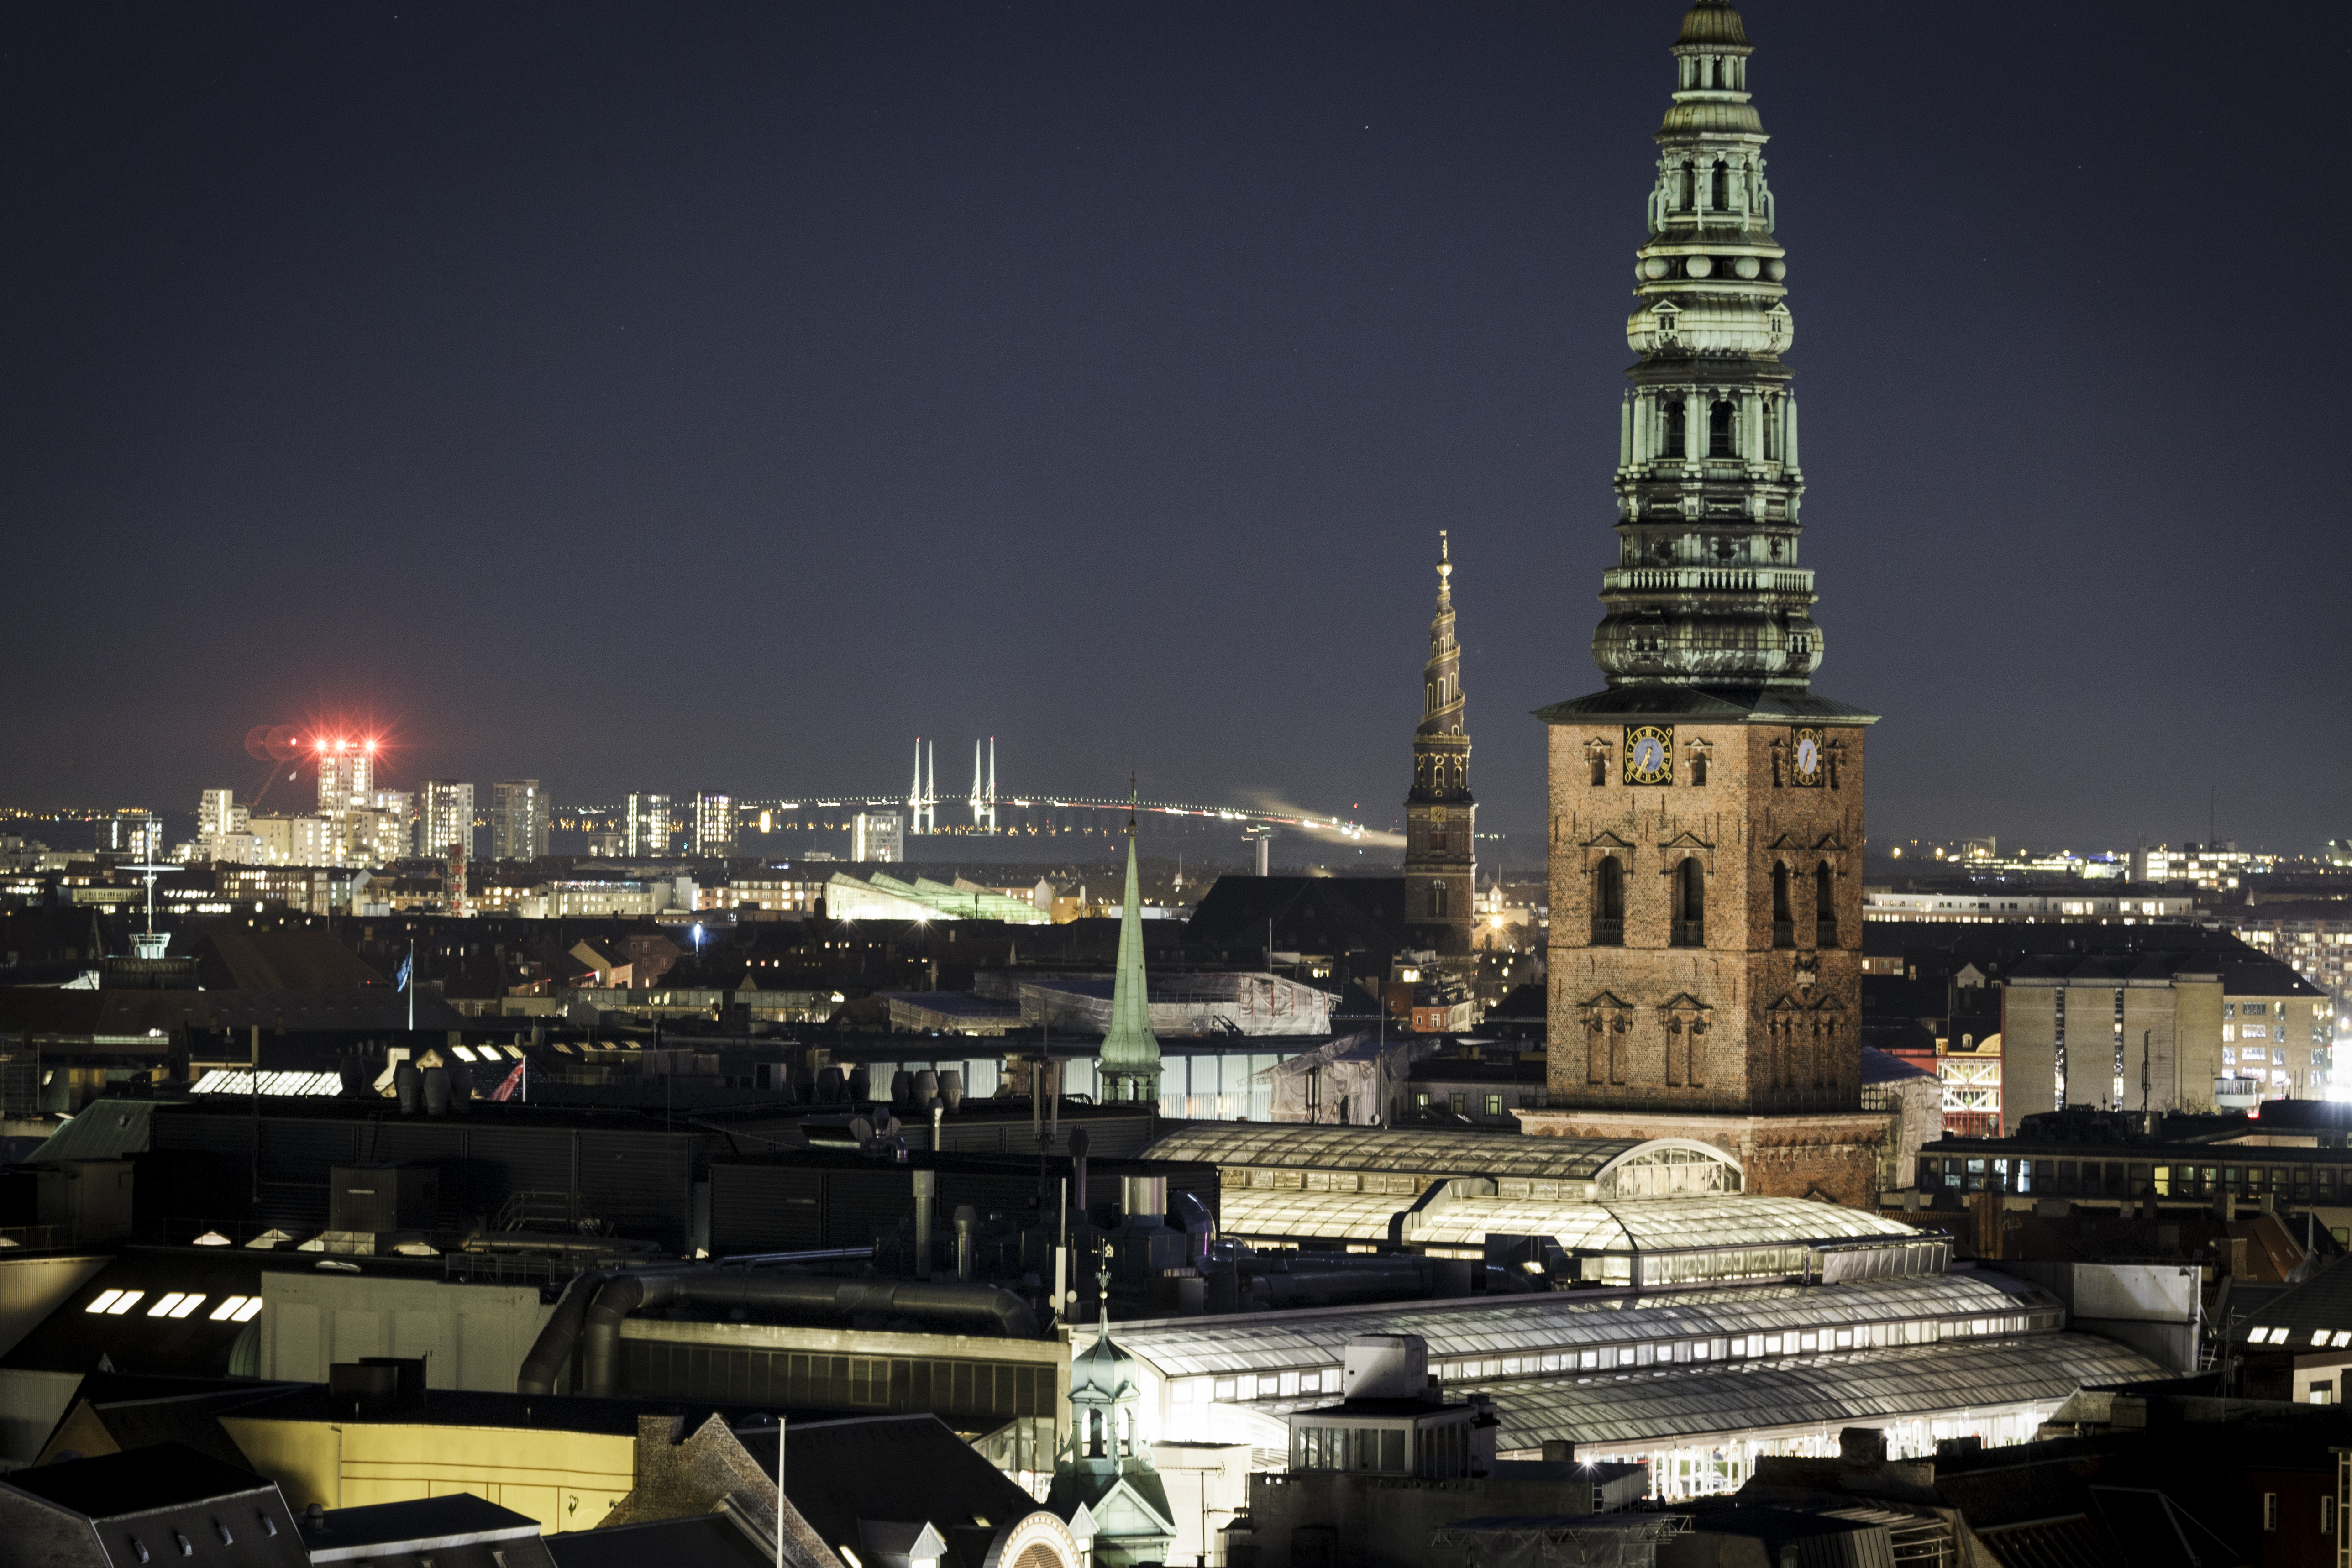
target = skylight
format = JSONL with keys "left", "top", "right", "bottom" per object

{"left": 206, "top": 1295, "right": 264, "bottom": 1322}
{"left": 147, "top": 1293, "right": 206, "bottom": 1318}
{"left": 86, "top": 1290, "right": 145, "bottom": 1315}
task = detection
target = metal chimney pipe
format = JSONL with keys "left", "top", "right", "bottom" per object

{"left": 953, "top": 1205, "right": 979, "bottom": 1282}
{"left": 912, "top": 1170, "right": 936, "bottom": 1279}
{"left": 1121, "top": 1174, "right": 1166, "bottom": 1225}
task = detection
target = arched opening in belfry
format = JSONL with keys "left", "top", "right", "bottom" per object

{"left": 1429, "top": 880, "right": 1449, "bottom": 919}
{"left": 1712, "top": 159, "right": 1729, "bottom": 210}
{"left": 1708, "top": 399, "right": 1736, "bottom": 457}
{"left": 1771, "top": 862, "right": 1794, "bottom": 947}
{"left": 1662, "top": 399, "right": 1687, "bottom": 457}
{"left": 1815, "top": 862, "right": 1837, "bottom": 947}
{"left": 1680, "top": 160, "right": 1696, "bottom": 211}
{"left": 1594, "top": 857, "right": 1625, "bottom": 944}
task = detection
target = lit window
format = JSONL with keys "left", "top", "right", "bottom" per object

{"left": 451, "top": 1046, "right": 478, "bottom": 1063}
{"left": 170, "top": 1295, "right": 204, "bottom": 1318}
{"left": 209, "top": 1296, "right": 248, "bottom": 1321}
{"left": 85, "top": 1290, "right": 124, "bottom": 1314}
{"left": 147, "top": 1293, "right": 186, "bottom": 1317}
{"left": 233, "top": 1298, "right": 263, "bottom": 1322}
{"left": 106, "top": 1291, "right": 145, "bottom": 1315}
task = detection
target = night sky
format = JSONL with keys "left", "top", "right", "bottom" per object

{"left": 5, "top": 3, "right": 2346, "bottom": 858}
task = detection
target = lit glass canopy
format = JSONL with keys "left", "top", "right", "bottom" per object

{"left": 1449, "top": 1334, "right": 2164, "bottom": 1453}
{"left": 1144, "top": 1125, "right": 1743, "bottom": 1196}
{"left": 1120, "top": 1270, "right": 2060, "bottom": 1384}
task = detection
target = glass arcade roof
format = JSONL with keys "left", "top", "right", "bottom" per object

{"left": 1215, "top": 1189, "right": 1922, "bottom": 1255}
{"left": 1448, "top": 1334, "right": 2165, "bottom": 1453}
{"left": 1113, "top": 1270, "right": 2058, "bottom": 1381}
{"left": 1143, "top": 1125, "right": 1743, "bottom": 1194}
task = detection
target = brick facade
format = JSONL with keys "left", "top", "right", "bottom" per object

{"left": 1544, "top": 718, "right": 1869, "bottom": 1113}
{"left": 1515, "top": 1105, "right": 1885, "bottom": 1209}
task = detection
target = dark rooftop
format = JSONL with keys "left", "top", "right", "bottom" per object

{"left": 3, "top": 1441, "right": 273, "bottom": 1518}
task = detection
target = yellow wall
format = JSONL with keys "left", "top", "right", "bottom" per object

{"left": 221, "top": 1417, "right": 633, "bottom": 1532}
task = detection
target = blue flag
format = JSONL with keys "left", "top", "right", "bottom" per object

{"left": 394, "top": 954, "right": 412, "bottom": 992}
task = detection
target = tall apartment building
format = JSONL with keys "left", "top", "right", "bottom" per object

{"left": 2002, "top": 954, "right": 2327, "bottom": 1121}
{"left": 198, "top": 789, "right": 246, "bottom": 840}
{"left": 420, "top": 781, "right": 475, "bottom": 863}
{"left": 315, "top": 742, "right": 375, "bottom": 815}
{"left": 694, "top": 792, "right": 736, "bottom": 859}
{"left": 248, "top": 815, "right": 334, "bottom": 865}
{"left": 626, "top": 792, "right": 671, "bottom": 857}
{"left": 361, "top": 790, "right": 414, "bottom": 863}
{"left": 490, "top": 780, "right": 549, "bottom": 862}
{"left": 103, "top": 812, "right": 163, "bottom": 861}
{"left": 851, "top": 810, "right": 904, "bottom": 863}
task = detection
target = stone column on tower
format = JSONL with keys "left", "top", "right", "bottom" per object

{"left": 1402, "top": 531, "right": 1475, "bottom": 965}
{"left": 1517, "top": 0, "right": 1886, "bottom": 1207}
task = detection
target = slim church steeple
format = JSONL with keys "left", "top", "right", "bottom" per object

{"left": 1097, "top": 787, "right": 1161, "bottom": 1105}
{"left": 1403, "top": 532, "right": 1475, "bottom": 958}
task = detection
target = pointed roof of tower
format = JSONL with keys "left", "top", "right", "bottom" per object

{"left": 1098, "top": 785, "right": 1160, "bottom": 1080}
{"left": 1415, "top": 530, "right": 1467, "bottom": 747}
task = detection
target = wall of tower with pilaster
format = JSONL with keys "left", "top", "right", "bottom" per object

{"left": 1544, "top": 720, "right": 1865, "bottom": 1113}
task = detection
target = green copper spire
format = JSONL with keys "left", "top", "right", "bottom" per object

{"left": 1097, "top": 784, "right": 1161, "bottom": 1105}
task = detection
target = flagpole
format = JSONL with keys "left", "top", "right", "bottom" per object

{"left": 405, "top": 937, "right": 415, "bottom": 1032}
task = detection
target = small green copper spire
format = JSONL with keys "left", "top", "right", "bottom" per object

{"left": 1098, "top": 777, "right": 1161, "bottom": 1104}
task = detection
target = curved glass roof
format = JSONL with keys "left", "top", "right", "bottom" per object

{"left": 1144, "top": 1124, "right": 1665, "bottom": 1183}
{"left": 1116, "top": 1270, "right": 2057, "bottom": 1379}
{"left": 1218, "top": 1188, "right": 1922, "bottom": 1254}
{"left": 1451, "top": 1334, "right": 2164, "bottom": 1452}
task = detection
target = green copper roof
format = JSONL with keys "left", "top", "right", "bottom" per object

{"left": 1097, "top": 818, "right": 1161, "bottom": 1087}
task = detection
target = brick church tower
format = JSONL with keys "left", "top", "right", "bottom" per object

{"left": 1516, "top": 0, "right": 1886, "bottom": 1205}
{"left": 1402, "top": 531, "right": 1475, "bottom": 962}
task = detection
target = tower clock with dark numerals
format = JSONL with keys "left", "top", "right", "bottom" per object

{"left": 1790, "top": 727, "right": 1824, "bottom": 787}
{"left": 1623, "top": 725, "right": 1675, "bottom": 785}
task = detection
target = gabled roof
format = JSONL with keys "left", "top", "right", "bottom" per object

{"left": 1186, "top": 876, "right": 1404, "bottom": 953}
{"left": 733, "top": 1414, "right": 1046, "bottom": 1568}
{"left": 299, "top": 1494, "right": 541, "bottom": 1560}
{"left": 1, "top": 1441, "right": 273, "bottom": 1518}
{"left": 2233, "top": 1256, "right": 2352, "bottom": 1344}
{"left": 1859, "top": 1046, "right": 1935, "bottom": 1085}
{"left": 194, "top": 931, "right": 388, "bottom": 991}
{"left": 543, "top": 1514, "right": 770, "bottom": 1568}
{"left": 0, "top": 1248, "right": 267, "bottom": 1379}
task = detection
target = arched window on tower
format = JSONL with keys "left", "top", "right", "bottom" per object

{"left": 1771, "top": 863, "right": 1794, "bottom": 948}
{"left": 1429, "top": 880, "right": 1449, "bottom": 919}
{"left": 1593, "top": 857, "right": 1625, "bottom": 946}
{"left": 1815, "top": 862, "right": 1838, "bottom": 948}
{"left": 1708, "top": 400, "right": 1736, "bottom": 458}
{"left": 1662, "top": 400, "right": 1687, "bottom": 458}
{"left": 1673, "top": 859, "right": 1704, "bottom": 947}
{"left": 1680, "top": 161, "right": 1696, "bottom": 212}
{"left": 1712, "top": 160, "right": 1729, "bottom": 210}
{"left": 1089, "top": 1410, "right": 1105, "bottom": 1458}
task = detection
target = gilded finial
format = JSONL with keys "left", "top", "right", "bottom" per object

{"left": 1438, "top": 530, "right": 1453, "bottom": 584}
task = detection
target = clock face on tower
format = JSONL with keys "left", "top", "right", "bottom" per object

{"left": 1792, "top": 727, "right": 1825, "bottom": 787}
{"left": 1622, "top": 725, "right": 1674, "bottom": 786}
